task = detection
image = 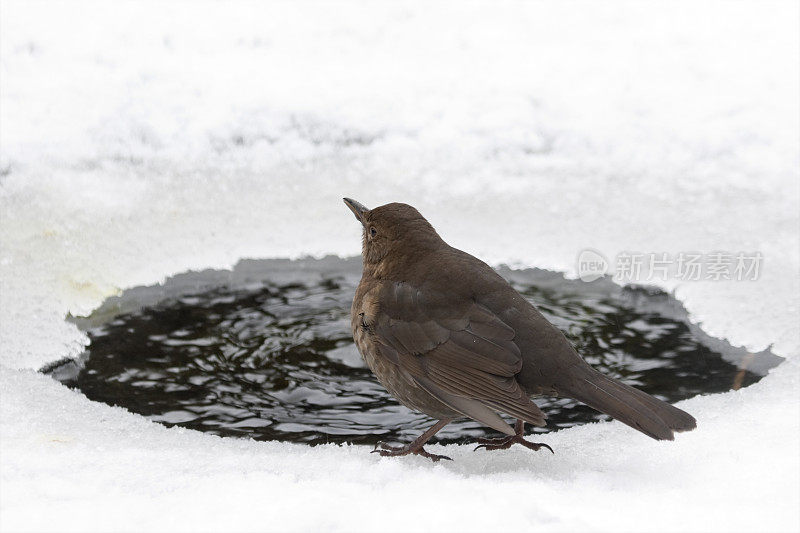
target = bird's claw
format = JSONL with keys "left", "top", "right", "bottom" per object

{"left": 371, "top": 441, "right": 403, "bottom": 453}
{"left": 473, "top": 435, "right": 554, "bottom": 454}
{"left": 415, "top": 449, "right": 452, "bottom": 462}
{"left": 370, "top": 441, "right": 452, "bottom": 462}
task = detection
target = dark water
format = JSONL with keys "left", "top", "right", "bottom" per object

{"left": 47, "top": 257, "right": 780, "bottom": 446}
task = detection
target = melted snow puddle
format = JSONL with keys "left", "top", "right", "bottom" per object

{"left": 44, "top": 257, "right": 781, "bottom": 445}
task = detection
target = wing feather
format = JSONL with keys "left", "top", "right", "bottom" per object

{"left": 372, "top": 282, "right": 546, "bottom": 428}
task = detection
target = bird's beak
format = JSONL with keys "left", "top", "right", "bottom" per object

{"left": 343, "top": 198, "right": 369, "bottom": 223}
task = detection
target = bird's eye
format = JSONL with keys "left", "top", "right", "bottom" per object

{"left": 369, "top": 227, "right": 377, "bottom": 237}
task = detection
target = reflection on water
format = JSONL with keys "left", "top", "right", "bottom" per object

{"left": 47, "top": 258, "right": 780, "bottom": 445}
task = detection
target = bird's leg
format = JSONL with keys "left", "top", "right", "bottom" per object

{"left": 372, "top": 419, "right": 452, "bottom": 462}
{"left": 473, "top": 419, "right": 554, "bottom": 454}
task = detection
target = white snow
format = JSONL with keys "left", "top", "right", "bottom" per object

{"left": 1, "top": 1, "right": 798, "bottom": 532}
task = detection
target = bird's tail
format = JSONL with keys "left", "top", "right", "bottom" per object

{"left": 562, "top": 365, "right": 697, "bottom": 440}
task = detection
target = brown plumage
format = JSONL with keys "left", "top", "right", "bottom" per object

{"left": 344, "top": 198, "right": 696, "bottom": 461}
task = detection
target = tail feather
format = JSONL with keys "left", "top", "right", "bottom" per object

{"left": 563, "top": 366, "right": 697, "bottom": 440}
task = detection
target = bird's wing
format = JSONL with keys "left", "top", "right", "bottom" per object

{"left": 369, "top": 281, "right": 546, "bottom": 434}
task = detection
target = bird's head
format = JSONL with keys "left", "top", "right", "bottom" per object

{"left": 343, "top": 198, "right": 444, "bottom": 268}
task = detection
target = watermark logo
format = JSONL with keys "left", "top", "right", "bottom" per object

{"left": 576, "top": 250, "right": 762, "bottom": 282}
{"left": 577, "top": 249, "right": 609, "bottom": 282}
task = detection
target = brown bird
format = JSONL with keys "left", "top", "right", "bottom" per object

{"left": 344, "top": 198, "right": 696, "bottom": 461}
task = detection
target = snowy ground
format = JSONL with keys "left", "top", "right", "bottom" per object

{"left": 1, "top": 1, "right": 799, "bottom": 532}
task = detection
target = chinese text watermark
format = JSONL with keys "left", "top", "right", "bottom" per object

{"left": 577, "top": 250, "right": 762, "bottom": 282}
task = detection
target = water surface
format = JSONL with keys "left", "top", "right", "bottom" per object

{"left": 47, "top": 257, "right": 780, "bottom": 445}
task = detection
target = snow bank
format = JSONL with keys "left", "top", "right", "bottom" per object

{"left": 1, "top": 1, "right": 798, "bottom": 532}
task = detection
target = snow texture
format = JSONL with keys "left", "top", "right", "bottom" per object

{"left": 1, "top": 1, "right": 798, "bottom": 532}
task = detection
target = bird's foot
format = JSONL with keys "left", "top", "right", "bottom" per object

{"left": 473, "top": 435, "right": 554, "bottom": 454}
{"left": 371, "top": 441, "right": 452, "bottom": 462}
